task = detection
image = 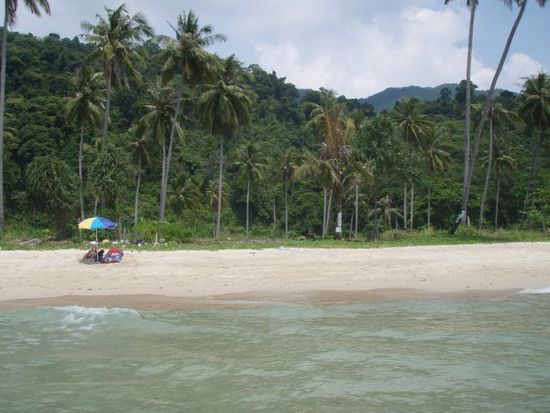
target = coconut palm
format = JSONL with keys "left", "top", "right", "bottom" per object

{"left": 160, "top": 11, "right": 225, "bottom": 221}
{"left": 462, "top": 0, "right": 547, "bottom": 223}
{"left": 295, "top": 151, "right": 338, "bottom": 237}
{"left": 198, "top": 55, "right": 256, "bottom": 238}
{"left": 421, "top": 127, "right": 452, "bottom": 227}
{"left": 0, "top": 0, "right": 51, "bottom": 234}
{"left": 234, "top": 142, "right": 266, "bottom": 239}
{"left": 391, "top": 98, "right": 432, "bottom": 150}
{"left": 128, "top": 123, "right": 151, "bottom": 226}
{"left": 305, "top": 89, "right": 356, "bottom": 238}
{"left": 168, "top": 173, "right": 202, "bottom": 222}
{"left": 492, "top": 148, "right": 516, "bottom": 229}
{"left": 478, "top": 103, "right": 518, "bottom": 228}
{"left": 81, "top": 3, "right": 153, "bottom": 151}
{"left": 66, "top": 66, "right": 104, "bottom": 221}
{"left": 519, "top": 72, "right": 550, "bottom": 212}
{"left": 346, "top": 159, "right": 374, "bottom": 238}
{"left": 306, "top": 88, "right": 350, "bottom": 161}
{"left": 391, "top": 98, "right": 432, "bottom": 229}
{"left": 139, "top": 81, "right": 183, "bottom": 219}
{"left": 445, "top": 0, "right": 478, "bottom": 193}
{"left": 280, "top": 148, "right": 299, "bottom": 238}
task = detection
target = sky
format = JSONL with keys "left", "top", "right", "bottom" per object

{"left": 6, "top": 0, "right": 550, "bottom": 98}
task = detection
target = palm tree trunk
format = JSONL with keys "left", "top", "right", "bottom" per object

{"left": 403, "top": 181, "right": 408, "bottom": 230}
{"left": 479, "top": 112, "right": 494, "bottom": 229}
{"left": 0, "top": 7, "right": 8, "bottom": 234}
{"left": 215, "top": 136, "right": 224, "bottom": 238}
{"left": 325, "top": 189, "right": 333, "bottom": 236}
{"left": 159, "top": 138, "right": 166, "bottom": 220}
{"left": 464, "top": 1, "right": 476, "bottom": 192}
{"left": 284, "top": 177, "right": 288, "bottom": 238}
{"left": 322, "top": 188, "right": 327, "bottom": 237}
{"left": 462, "top": 0, "right": 527, "bottom": 221}
{"left": 523, "top": 128, "right": 543, "bottom": 212}
{"left": 495, "top": 177, "right": 501, "bottom": 230}
{"left": 427, "top": 185, "right": 431, "bottom": 228}
{"left": 273, "top": 197, "right": 276, "bottom": 238}
{"left": 134, "top": 157, "right": 142, "bottom": 226}
{"left": 245, "top": 176, "right": 250, "bottom": 240}
{"left": 349, "top": 206, "right": 354, "bottom": 240}
{"left": 160, "top": 83, "right": 184, "bottom": 221}
{"left": 354, "top": 183, "right": 359, "bottom": 238}
{"left": 101, "top": 72, "right": 112, "bottom": 152}
{"left": 93, "top": 196, "right": 99, "bottom": 216}
{"left": 335, "top": 201, "right": 342, "bottom": 239}
{"left": 410, "top": 183, "right": 415, "bottom": 230}
{"left": 78, "top": 125, "right": 85, "bottom": 221}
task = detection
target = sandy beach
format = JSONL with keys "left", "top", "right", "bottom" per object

{"left": 1, "top": 242, "right": 549, "bottom": 310}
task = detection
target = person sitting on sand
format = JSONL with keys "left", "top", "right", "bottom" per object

{"left": 82, "top": 246, "right": 97, "bottom": 261}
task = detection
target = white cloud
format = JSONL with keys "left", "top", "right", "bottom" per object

{"left": 8, "top": 0, "right": 549, "bottom": 98}
{"left": 500, "top": 53, "right": 545, "bottom": 90}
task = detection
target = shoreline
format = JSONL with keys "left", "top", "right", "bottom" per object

{"left": 1, "top": 242, "right": 549, "bottom": 311}
{"left": 0, "top": 288, "right": 523, "bottom": 312}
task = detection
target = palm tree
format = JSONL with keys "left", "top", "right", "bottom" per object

{"left": 519, "top": 72, "right": 550, "bottom": 212}
{"left": 493, "top": 149, "right": 515, "bottom": 229}
{"left": 347, "top": 159, "right": 374, "bottom": 238}
{"left": 65, "top": 66, "right": 104, "bottom": 221}
{"left": 139, "top": 81, "right": 183, "bottom": 220}
{"left": 168, "top": 173, "right": 201, "bottom": 222}
{"left": 461, "top": 0, "right": 546, "bottom": 223}
{"left": 478, "top": 103, "right": 517, "bottom": 228}
{"left": 281, "top": 148, "right": 298, "bottom": 238}
{"left": 445, "top": 0, "right": 478, "bottom": 195}
{"left": 128, "top": 123, "right": 151, "bottom": 226}
{"left": 421, "top": 127, "right": 452, "bottom": 227}
{"left": 391, "top": 98, "right": 432, "bottom": 229}
{"left": 159, "top": 12, "right": 225, "bottom": 223}
{"left": 234, "top": 142, "right": 266, "bottom": 239}
{"left": 306, "top": 89, "right": 350, "bottom": 161}
{"left": 198, "top": 55, "right": 256, "bottom": 238}
{"left": 81, "top": 3, "right": 153, "bottom": 151}
{"left": 305, "top": 89, "right": 356, "bottom": 238}
{"left": 0, "top": 0, "right": 51, "bottom": 234}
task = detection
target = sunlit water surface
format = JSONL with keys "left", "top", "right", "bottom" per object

{"left": 1, "top": 292, "right": 550, "bottom": 412}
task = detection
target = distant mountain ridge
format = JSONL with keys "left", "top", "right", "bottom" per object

{"left": 361, "top": 83, "right": 508, "bottom": 112}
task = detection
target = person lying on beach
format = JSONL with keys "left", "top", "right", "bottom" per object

{"left": 100, "top": 247, "right": 124, "bottom": 264}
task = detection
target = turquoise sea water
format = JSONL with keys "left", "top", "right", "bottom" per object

{"left": 1, "top": 292, "right": 550, "bottom": 412}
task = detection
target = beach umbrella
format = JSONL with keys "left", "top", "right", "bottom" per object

{"left": 78, "top": 217, "right": 117, "bottom": 261}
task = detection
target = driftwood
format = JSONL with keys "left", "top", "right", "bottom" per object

{"left": 18, "top": 236, "right": 54, "bottom": 245}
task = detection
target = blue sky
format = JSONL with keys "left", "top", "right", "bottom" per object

{"left": 6, "top": 0, "right": 550, "bottom": 98}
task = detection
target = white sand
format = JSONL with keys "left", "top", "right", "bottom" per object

{"left": 1, "top": 243, "right": 549, "bottom": 306}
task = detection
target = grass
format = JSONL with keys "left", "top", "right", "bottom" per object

{"left": 1, "top": 227, "right": 549, "bottom": 251}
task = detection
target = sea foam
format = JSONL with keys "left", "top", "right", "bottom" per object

{"left": 518, "top": 287, "right": 550, "bottom": 294}
{"left": 47, "top": 306, "right": 140, "bottom": 331}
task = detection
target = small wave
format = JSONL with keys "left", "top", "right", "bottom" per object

{"left": 46, "top": 306, "right": 140, "bottom": 331}
{"left": 518, "top": 287, "right": 550, "bottom": 295}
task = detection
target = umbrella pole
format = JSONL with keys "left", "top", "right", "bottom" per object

{"left": 96, "top": 229, "right": 98, "bottom": 262}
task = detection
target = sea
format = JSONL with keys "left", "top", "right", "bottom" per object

{"left": 1, "top": 290, "right": 550, "bottom": 412}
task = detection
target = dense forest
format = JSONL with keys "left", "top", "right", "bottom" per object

{"left": 0, "top": 4, "right": 549, "bottom": 243}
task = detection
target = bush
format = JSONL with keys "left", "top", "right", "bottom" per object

{"left": 134, "top": 220, "right": 193, "bottom": 243}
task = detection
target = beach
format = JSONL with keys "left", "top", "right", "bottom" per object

{"left": 1, "top": 242, "right": 549, "bottom": 310}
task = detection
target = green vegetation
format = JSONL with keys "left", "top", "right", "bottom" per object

{"left": 0, "top": 2, "right": 550, "bottom": 249}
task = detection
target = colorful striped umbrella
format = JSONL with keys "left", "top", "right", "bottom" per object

{"left": 78, "top": 217, "right": 117, "bottom": 230}
{"left": 78, "top": 217, "right": 117, "bottom": 261}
